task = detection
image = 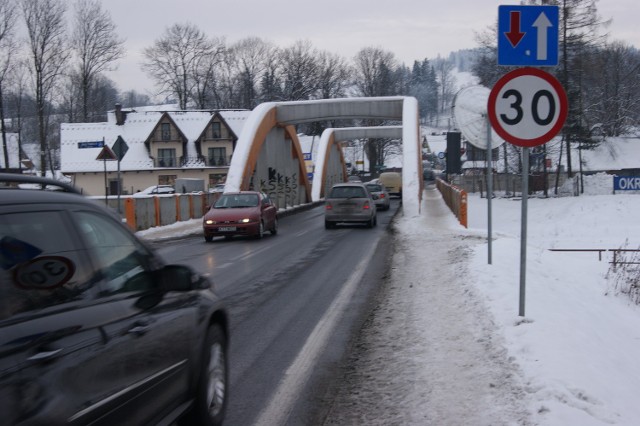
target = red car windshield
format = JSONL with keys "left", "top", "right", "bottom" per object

{"left": 214, "top": 194, "right": 259, "bottom": 208}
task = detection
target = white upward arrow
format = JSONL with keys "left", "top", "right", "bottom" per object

{"left": 533, "top": 12, "right": 553, "bottom": 61}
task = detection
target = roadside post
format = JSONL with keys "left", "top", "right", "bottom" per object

{"left": 491, "top": 4, "right": 566, "bottom": 316}
{"left": 112, "top": 136, "right": 129, "bottom": 214}
{"left": 95, "top": 140, "right": 117, "bottom": 206}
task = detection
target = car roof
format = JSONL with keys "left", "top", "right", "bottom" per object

{"left": 331, "top": 182, "right": 367, "bottom": 187}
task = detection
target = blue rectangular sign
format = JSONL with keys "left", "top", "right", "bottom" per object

{"left": 78, "top": 141, "right": 104, "bottom": 149}
{"left": 614, "top": 176, "right": 640, "bottom": 191}
{"left": 498, "top": 5, "right": 559, "bottom": 66}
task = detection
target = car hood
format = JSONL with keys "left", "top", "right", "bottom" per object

{"left": 204, "top": 206, "right": 261, "bottom": 221}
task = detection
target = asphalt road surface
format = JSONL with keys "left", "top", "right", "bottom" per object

{"left": 153, "top": 200, "right": 401, "bottom": 425}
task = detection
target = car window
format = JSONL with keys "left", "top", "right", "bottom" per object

{"left": 330, "top": 186, "right": 367, "bottom": 199}
{"left": 367, "top": 184, "right": 382, "bottom": 192}
{"left": 75, "top": 211, "right": 156, "bottom": 296}
{"left": 215, "top": 194, "right": 258, "bottom": 208}
{"left": 0, "top": 211, "right": 95, "bottom": 321}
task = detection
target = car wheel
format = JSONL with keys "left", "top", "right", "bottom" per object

{"left": 180, "top": 324, "right": 228, "bottom": 426}
{"left": 373, "top": 215, "right": 377, "bottom": 227}
{"left": 367, "top": 216, "right": 374, "bottom": 228}
{"left": 204, "top": 235, "right": 213, "bottom": 243}
{"left": 270, "top": 218, "right": 278, "bottom": 235}
{"left": 325, "top": 220, "right": 333, "bottom": 229}
{"left": 256, "top": 221, "right": 264, "bottom": 239}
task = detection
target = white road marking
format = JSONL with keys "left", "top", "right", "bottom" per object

{"left": 253, "top": 241, "right": 379, "bottom": 426}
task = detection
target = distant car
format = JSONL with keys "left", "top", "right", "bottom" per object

{"left": 133, "top": 184, "right": 175, "bottom": 197}
{"left": 347, "top": 175, "right": 362, "bottom": 182}
{"left": 325, "top": 182, "right": 377, "bottom": 229}
{"left": 210, "top": 183, "right": 226, "bottom": 193}
{"left": 203, "top": 191, "right": 278, "bottom": 241}
{"left": 365, "top": 182, "right": 391, "bottom": 211}
{"left": 0, "top": 173, "right": 229, "bottom": 426}
{"left": 378, "top": 172, "right": 402, "bottom": 197}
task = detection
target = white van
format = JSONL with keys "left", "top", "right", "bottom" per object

{"left": 378, "top": 172, "right": 402, "bottom": 197}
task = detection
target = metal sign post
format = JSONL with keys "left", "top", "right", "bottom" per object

{"left": 519, "top": 148, "right": 529, "bottom": 316}
{"left": 488, "top": 68, "right": 567, "bottom": 316}
{"left": 486, "top": 116, "right": 493, "bottom": 265}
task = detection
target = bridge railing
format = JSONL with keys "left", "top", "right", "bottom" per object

{"left": 436, "top": 178, "right": 468, "bottom": 228}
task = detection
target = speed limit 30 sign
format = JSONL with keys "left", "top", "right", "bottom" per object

{"left": 488, "top": 67, "right": 567, "bottom": 147}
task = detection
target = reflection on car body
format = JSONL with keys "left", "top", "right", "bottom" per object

{"left": 0, "top": 173, "right": 229, "bottom": 426}
{"left": 324, "top": 182, "right": 377, "bottom": 229}
{"left": 202, "top": 191, "right": 278, "bottom": 241}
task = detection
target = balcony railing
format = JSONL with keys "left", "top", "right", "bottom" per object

{"left": 152, "top": 155, "right": 231, "bottom": 168}
{"left": 205, "top": 155, "right": 232, "bottom": 167}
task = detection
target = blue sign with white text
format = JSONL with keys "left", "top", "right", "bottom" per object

{"left": 498, "top": 5, "right": 559, "bottom": 66}
{"left": 614, "top": 176, "right": 640, "bottom": 191}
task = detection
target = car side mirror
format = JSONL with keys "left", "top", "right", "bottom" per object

{"left": 161, "top": 264, "right": 211, "bottom": 291}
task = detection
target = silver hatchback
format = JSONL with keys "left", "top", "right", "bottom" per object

{"left": 324, "top": 182, "right": 377, "bottom": 229}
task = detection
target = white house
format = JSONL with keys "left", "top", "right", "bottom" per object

{"left": 60, "top": 105, "right": 251, "bottom": 196}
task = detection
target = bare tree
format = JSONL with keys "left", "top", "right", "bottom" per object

{"left": 433, "top": 56, "right": 456, "bottom": 114}
{"left": 230, "top": 37, "right": 276, "bottom": 109}
{"left": 70, "top": 0, "right": 124, "bottom": 121}
{"left": 279, "top": 40, "right": 320, "bottom": 101}
{"left": 0, "top": 0, "right": 17, "bottom": 170}
{"left": 351, "top": 47, "right": 402, "bottom": 175}
{"left": 142, "top": 23, "right": 218, "bottom": 109}
{"left": 352, "top": 47, "right": 398, "bottom": 97}
{"left": 21, "top": 0, "right": 69, "bottom": 177}
{"left": 316, "top": 50, "right": 350, "bottom": 99}
{"left": 191, "top": 36, "right": 225, "bottom": 109}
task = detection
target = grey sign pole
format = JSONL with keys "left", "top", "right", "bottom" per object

{"left": 486, "top": 116, "right": 493, "bottom": 265}
{"left": 519, "top": 147, "right": 529, "bottom": 316}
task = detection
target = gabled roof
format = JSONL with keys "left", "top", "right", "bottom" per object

{"left": 60, "top": 108, "right": 251, "bottom": 173}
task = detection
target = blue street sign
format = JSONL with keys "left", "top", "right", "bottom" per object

{"left": 498, "top": 5, "right": 559, "bottom": 67}
{"left": 614, "top": 176, "right": 640, "bottom": 191}
{"left": 78, "top": 141, "right": 104, "bottom": 149}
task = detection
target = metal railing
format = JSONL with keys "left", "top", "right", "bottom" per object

{"left": 436, "top": 178, "right": 467, "bottom": 228}
{"left": 548, "top": 248, "right": 640, "bottom": 269}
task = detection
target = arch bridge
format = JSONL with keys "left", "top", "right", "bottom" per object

{"left": 224, "top": 96, "right": 422, "bottom": 216}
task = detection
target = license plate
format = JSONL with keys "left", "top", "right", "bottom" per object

{"left": 218, "top": 226, "right": 236, "bottom": 232}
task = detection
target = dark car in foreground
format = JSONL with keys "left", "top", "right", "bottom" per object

{"left": 0, "top": 173, "right": 229, "bottom": 426}
{"left": 324, "top": 182, "right": 377, "bottom": 229}
{"left": 203, "top": 191, "right": 278, "bottom": 241}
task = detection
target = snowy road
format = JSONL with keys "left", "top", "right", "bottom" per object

{"left": 321, "top": 187, "right": 531, "bottom": 425}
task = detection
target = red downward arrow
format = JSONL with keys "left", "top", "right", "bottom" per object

{"left": 505, "top": 11, "right": 525, "bottom": 47}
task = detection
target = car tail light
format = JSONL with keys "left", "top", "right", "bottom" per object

{"left": 379, "top": 194, "right": 386, "bottom": 199}
{"left": 325, "top": 204, "right": 333, "bottom": 210}
{"left": 363, "top": 201, "right": 370, "bottom": 210}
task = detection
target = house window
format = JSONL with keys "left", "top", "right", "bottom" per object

{"left": 161, "top": 123, "right": 171, "bottom": 141}
{"left": 208, "top": 147, "right": 227, "bottom": 166}
{"left": 159, "top": 175, "right": 176, "bottom": 185}
{"left": 211, "top": 122, "right": 221, "bottom": 139}
{"left": 158, "top": 148, "right": 176, "bottom": 167}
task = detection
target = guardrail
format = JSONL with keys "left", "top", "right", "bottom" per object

{"left": 96, "top": 193, "right": 221, "bottom": 232}
{"left": 549, "top": 248, "right": 640, "bottom": 269}
{"left": 436, "top": 178, "right": 468, "bottom": 228}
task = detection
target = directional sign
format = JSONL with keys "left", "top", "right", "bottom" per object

{"left": 488, "top": 67, "right": 567, "bottom": 148}
{"left": 498, "top": 5, "right": 559, "bottom": 66}
{"left": 112, "top": 135, "right": 129, "bottom": 161}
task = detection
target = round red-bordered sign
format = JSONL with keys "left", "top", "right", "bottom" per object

{"left": 488, "top": 67, "right": 568, "bottom": 148}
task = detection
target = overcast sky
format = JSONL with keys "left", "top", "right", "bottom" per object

{"left": 101, "top": 0, "right": 639, "bottom": 97}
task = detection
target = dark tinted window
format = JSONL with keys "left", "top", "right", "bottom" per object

{"left": 75, "top": 211, "right": 156, "bottom": 296}
{"left": 329, "top": 186, "right": 367, "bottom": 199}
{"left": 0, "top": 211, "right": 95, "bottom": 320}
{"left": 366, "top": 184, "right": 383, "bottom": 192}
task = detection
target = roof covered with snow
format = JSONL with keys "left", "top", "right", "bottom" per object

{"left": 60, "top": 108, "right": 251, "bottom": 173}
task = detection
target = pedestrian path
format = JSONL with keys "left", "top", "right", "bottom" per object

{"left": 321, "top": 187, "right": 530, "bottom": 425}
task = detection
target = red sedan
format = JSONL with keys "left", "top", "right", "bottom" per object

{"left": 203, "top": 191, "right": 278, "bottom": 241}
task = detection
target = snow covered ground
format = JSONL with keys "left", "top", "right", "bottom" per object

{"left": 138, "top": 177, "right": 640, "bottom": 425}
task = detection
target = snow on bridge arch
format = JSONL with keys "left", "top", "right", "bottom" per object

{"left": 225, "top": 96, "right": 422, "bottom": 215}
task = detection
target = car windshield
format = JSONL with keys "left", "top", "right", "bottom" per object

{"left": 330, "top": 186, "right": 367, "bottom": 199}
{"left": 366, "top": 184, "right": 382, "bottom": 192}
{"left": 214, "top": 194, "right": 259, "bottom": 208}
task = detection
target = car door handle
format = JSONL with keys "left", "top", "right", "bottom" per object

{"left": 28, "top": 348, "right": 62, "bottom": 362}
{"left": 127, "top": 323, "right": 150, "bottom": 336}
